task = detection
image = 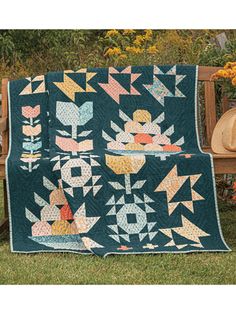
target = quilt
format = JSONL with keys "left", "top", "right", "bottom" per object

{"left": 6, "top": 65, "right": 230, "bottom": 256}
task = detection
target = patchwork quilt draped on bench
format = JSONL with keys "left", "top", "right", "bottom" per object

{"left": 6, "top": 65, "right": 230, "bottom": 256}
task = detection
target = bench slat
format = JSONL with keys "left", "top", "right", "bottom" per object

{"left": 0, "top": 117, "right": 8, "bottom": 132}
{"left": 204, "top": 81, "right": 217, "bottom": 145}
{"left": 198, "top": 66, "right": 222, "bottom": 81}
{"left": 1, "top": 78, "right": 9, "bottom": 156}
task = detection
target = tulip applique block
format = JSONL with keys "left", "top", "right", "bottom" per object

{"left": 54, "top": 101, "right": 93, "bottom": 155}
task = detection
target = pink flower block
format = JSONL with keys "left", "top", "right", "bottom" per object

{"left": 23, "top": 124, "right": 41, "bottom": 136}
{"left": 56, "top": 136, "right": 93, "bottom": 152}
{"left": 22, "top": 105, "right": 40, "bottom": 119}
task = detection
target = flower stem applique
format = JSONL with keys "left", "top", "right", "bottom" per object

{"left": 21, "top": 105, "right": 41, "bottom": 172}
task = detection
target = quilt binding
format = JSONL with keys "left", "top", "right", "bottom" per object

{"left": 5, "top": 66, "right": 231, "bottom": 255}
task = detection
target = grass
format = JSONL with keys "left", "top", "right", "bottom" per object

{"left": 0, "top": 181, "right": 236, "bottom": 284}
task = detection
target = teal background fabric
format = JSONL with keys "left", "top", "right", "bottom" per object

{"left": 6, "top": 65, "right": 230, "bottom": 256}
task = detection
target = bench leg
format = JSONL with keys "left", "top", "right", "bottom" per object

{"left": 0, "top": 217, "right": 9, "bottom": 234}
{"left": 3, "top": 179, "right": 8, "bottom": 218}
{"left": 0, "top": 179, "right": 9, "bottom": 234}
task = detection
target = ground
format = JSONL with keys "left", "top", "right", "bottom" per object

{"left": 0, "top": 181, "right": 236, "bottom": 285}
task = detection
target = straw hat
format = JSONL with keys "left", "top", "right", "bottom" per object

{"left": 211, "top": 108, "right": 236, "bottom": 154}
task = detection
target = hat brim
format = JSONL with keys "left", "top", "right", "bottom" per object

{"left": 211, "top": 107, "right": 236, "bottom": 155}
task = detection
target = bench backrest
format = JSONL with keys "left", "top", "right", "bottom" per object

{"left": 198, "top": 66, "right": 224, "bottom": 146}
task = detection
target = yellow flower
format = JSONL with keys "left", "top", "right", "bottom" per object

{"left": 227, "top": 69, "right": 236, "bottom": 78}
{"left": 125, "top": 46, "right": 144, "bottom": 54}
{"left": 106, "top": 29, "right": 119, "bottom": 37}
{"left": 123, "top": 29, "right": 136, "bottom": 35}
{"left": 118, "top": 54, "right": 127, "bottom": 60}
{"left": 104, "top": 47, "right": 121, "bottom": 57}
{"left": 133, "top": 35, "right": 145, "bottom": 46}
{"left": 232, "top": 77, "right": 236, "bottom": 86}
{"left": 232, "top": 66, "right": 236, "bottom": 74}
{"left": 125, "top": 46, "right": 132, "bottom": 52}
{"left": 144, "top": 29, "right": 153, "bottom": 40}
{"left": 224, "top": 62, "right": 236, "bottom": 69}
{"left": 211, "top": 67, "right": 236, "bottom": 81}
{"left": 135, "top": 47, "right": 144, "bottom": 54}
{"left": 217, "top": 69, "right": 227, "bottom": 76}
{"left": 104, "top": 48, "right": 113, "bottom": 57}
{"left": 147, "top": 45, "right": 158, "bottom": 54}
{"left": 212, "top": 61, "right": 236, "bottom": 84}
{"left": 112, "top": 47, "right": 121, "bottom": 55}
{"left": 216, "top": 69, "right": 230, "bottom": 78}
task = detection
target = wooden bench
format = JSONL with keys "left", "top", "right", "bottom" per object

{"left": 0, "top": 66, "right": 236, "bottom": 233}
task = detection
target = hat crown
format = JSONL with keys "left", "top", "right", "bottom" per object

{"left": 222, "top": 115, "right": 236, "bottom": 152}
{"left": 211, "top": 108, "right": 236, "bottom": 155}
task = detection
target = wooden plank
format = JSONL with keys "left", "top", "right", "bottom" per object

{"left": 0, "top": 157, "right": 5, "bottom": 179}
{"left": 222, "top": 95, "right": 229, "bottom": 114}
{"left": 0, "top": 117, "right": 8, "bottom": 132}
{"left": 0, "top": 155, "right": 6, "bottom": 164}
{"left": 3, "top": 180, "right": 8, "bottom": 218}
{"left": 0, "top": 163, "right": 5, "bottom": 178}
{"left": 203, "top": 147, "right": 236, "bottom": 158}
{"left": 213, "top": 158, "right": 236, "bottom": 174}
{"left": 198, "top": 66, "right": 222, "bottom": 81}
{"left": 1, "top": 79, "right": 9, "bottom": 225}
{"left": 1, "top": 78, "right": 9, "bottom": 156}
{"left": 202, "top": 147, "right": 236, "bottom": 173}
{"left": 204, "top": 81, "right": 217, "bottom": 144}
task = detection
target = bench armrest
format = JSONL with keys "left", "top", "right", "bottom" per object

{"left": 0, "top": 117, "right": 8, "bottom": 133}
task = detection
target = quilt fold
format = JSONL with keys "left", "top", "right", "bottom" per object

{"left": 6, "top": 65, "right": 230, "bottom": 256}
